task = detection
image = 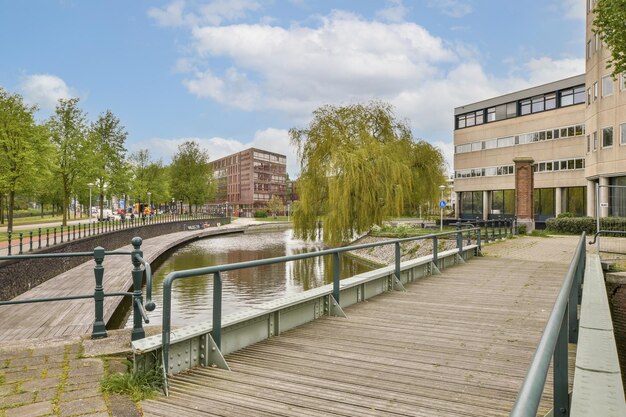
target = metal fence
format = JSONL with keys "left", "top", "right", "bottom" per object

{"left": 0, "top": 237, "right": 154, "bottom": 341}
{"left": 0, "top": 213, "right": 216, "bottom": 257}
{"left": 594, "top": 184, "right": 626, "bottom": 267}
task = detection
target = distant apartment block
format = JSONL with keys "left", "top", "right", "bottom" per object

{"left": 210, "top": 148, "right": 287, "bottom": 216}
{"left": 453, "top": 0, "right": 626, "bottom": 227}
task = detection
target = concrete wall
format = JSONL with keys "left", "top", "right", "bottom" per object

{"left": 606, "top": 272, "right": 626, "bottom": 390}
{"left": 0, "top": 217, "right": 229, "bottom": 301}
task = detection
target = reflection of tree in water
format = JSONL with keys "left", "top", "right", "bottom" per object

{"left": 288, "top": 249, "right": 372, "bottom": 290}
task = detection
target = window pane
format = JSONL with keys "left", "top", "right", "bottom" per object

{"left": 574, "top": 86, "right": 585, "bottom": 103}
{"left": 561, "top": 90, "right": 574, "bottom": 106}
{"left": 457, "top": 116, "right": 465, "bottom": 128}
{"left": 520, "top": 100, "right": 531, "bottom": 115}
{"left": 602, "top": 75, "right": 614, "bottom": 96}
{"left": 475, "top": 110, "right": 484, "bottom": 125}
{"left": 532, "top": 96, "right": 544, "bottom": 112}
{"left": 506, "top": 102, "right": 517, "bottom": 118}
{"left": 568, "top": 126, "right": 575, "bottom": 137}
{"left": 487, "top": 107, "right": 496, "bottom": 122}
{"left": 561, "top": 128, "right": 568, "bottom": 137}
{"left": 621, "top": 123, "right": 626, "bottom": 145}
{"left": 495, "top": 104, "right": 507, "bottom": 120}
{"left": 603, "top": 127, "right": 613, "bottom": 147}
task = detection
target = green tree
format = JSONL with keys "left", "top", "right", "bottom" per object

{"left": 266, "top": 195, "right": 284, "bottom": 218}
{"left": 593, "top": 0, "right": 626, "bottom": 78}
{"left": 89, "top": 110, "right": 128, "bottom": 220}
{"left": 129, "top": 149, "right": 151, "bottom": 211}
{"left": 290, "top": 101, "right": 445, "bottom": 245}
{"left": 170, "top": 141, "right": 215, "bottom": 213}
{"left": 48, "top": 98, "right": 89, "bottom": 226}
{"left": 0, "top": 89, "right": 51, "bottom": 232}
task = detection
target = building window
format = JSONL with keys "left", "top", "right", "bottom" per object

{"left": 587, "top": 40, "right": 592, "bottom": 59}
{"left": 586, "top": 135, "right": 591, "bottom": 153}
{"left": 602, "top": 75, "right": 614, "bottom": 97}
{"left": 564, "top": 187, "right": 586, "bottom": 216}
{"left": 621, "top": 123, "right": 626, "bottom": 145}
{"left": 593, "top": 82, "right": 598, "bottom": 100}
{"left": 560, "top": 86, "right": 585, "bottom": 106}
{"left": 534, "top": 188, "right": 555, "bottom": 221}
{"left": 460, "top": 191, "right": 483, "bottom": 219}
{"left": 609, "top": 177, "right": 626, "bottom": 216}
{"left": 506, "top": 102, "right": 517, "bottom": 118}
{"left": 602, "top": 126, "right": 613, "bottom": 147}
{"left": 594, "top": 33, "right": 599, "bottom": 51}
{"left": 520, "top": 99, "right": 531, "bottom": 115}
{"left": 621, "top": 73, "right": 626, "bottom": 91}
{"left": 587, "top": 88, "right": 592, "bottom": 105}
{"left": 491, "top": 190, "right": 515, "bottom": 216}
{"left": 487, "top": 107, "right": 496, "bottom": 122}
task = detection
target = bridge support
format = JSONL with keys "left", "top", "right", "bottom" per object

{"left": 200, "top": 333, "right": 229, "bottom": 371}
{"left": 328, "top": 295, "right": 347, "bottom": 318}
{"left": 429, "top": 262, "right": 441, "bottom": 275}
{"left": 393, "top": 274, "right": 407, "bottom": 292}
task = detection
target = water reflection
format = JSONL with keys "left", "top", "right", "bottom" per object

{"left": 127, "top": 230, "right": 371, "bottom": 328}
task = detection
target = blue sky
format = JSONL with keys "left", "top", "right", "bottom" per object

{"left": 0, "top": 0, "right": 586, "bottom": 177}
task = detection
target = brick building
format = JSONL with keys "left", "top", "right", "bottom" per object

{"left": 210, "top": 148, "right": 287, "bottom": 217}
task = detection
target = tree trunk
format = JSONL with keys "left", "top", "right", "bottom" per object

{"left": 100, "top": 192, "right": 104, "bottom": 221}
{"left": 0, "top": 194, "right": 4, "bottom": 225}
{"left": 7, "top": 190, "right": 15, "bottom": 233}
{"left": 73, "top": 195, "right": 77, "bottom": 219}
{"left": 62, "top": 193, "right": 68, "bottom": 226}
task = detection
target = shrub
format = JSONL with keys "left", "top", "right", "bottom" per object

{"left": 101, "top": 364, "right": 162, "bottom": 402}
{"left": 517, "top": 224, "right": 527, "bottom": 235}
{"left": 545, "top": 217, "right": 596, "bottom": 234}
{"left": 254, "top": 210, "right": 268, "bottom": 218}
{"left": 557, "top": 212, "right": 574, "bottom": 218}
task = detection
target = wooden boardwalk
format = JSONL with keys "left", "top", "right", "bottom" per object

{"left": 142, "top": 236, "right": 580, "bottom": 417}
{"left": 0, "top": 223, "right": 246, "bottom": 343}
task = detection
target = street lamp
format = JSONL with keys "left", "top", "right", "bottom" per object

{"left": 439, "top": 185, "right": 446, "bottom": 231}
{"left": 87, "top": 183, "right": 95, "bottom": 222}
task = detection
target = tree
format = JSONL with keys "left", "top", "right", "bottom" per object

{"left": 170, "top": 141, "right": 215, "bottom": 213}
{"left": 129, "top": 149, "right": 151, "bottom": 212}
{"left": 0, "top": 89, "right": 50, "bottom": 232}
{"left": 48, "top": 98, "right": 89, "bottom": 226}
{"left": 593, "top": 0, "right": 626, "bottom": 78}
{"left": 88, "top": 110, "right": 128, "bottom": 221}
{"left": 266, "top": 195, "right": 284, "bottom": 218}
{"left": 290, "top": 101, "right": 445, "bottom": 245}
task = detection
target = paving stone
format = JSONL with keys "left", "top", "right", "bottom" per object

{"left": 64, "top": 373, "right": 102, "bottom": 387}
{"left": 8, "top": 356, "right": 47, "bottom": 368}
{"left": 43, "top": 366, "right": 65, "bottom": 378}
{"left": 45, "top": 354, "right": 67, "bottom": 364}
{"left": 0, "top": 383, "right": 16, "bottom": 396}
{"left": 35, "top": 387, "right": 57, "bottom": 402}
{"left": 75, "top": 413, "right": 109, "bottom": 417}
{"left": 108, "top": 393, "right": 140, "bottom": 417}
{"left": 21, "top": 377, "right": 60, "bottom": 392}
{"left": 60, "top": 396, "right": 107, "bottom": 417}
{"left": 3, "top": 369, "right": 42, "bottom": 383}
{"left": 33, "top": 345, "right": 66, "bottom": 356}
{"left": 61, "top": 386, "right": 101, "bottom": 401}
{"left": 0, "top": 391, "right": 33, "bottom": 407}
{"left": 5, "top": 400, "right": 53, "bottom": 417}
{"left": 0, "top": 350, "right": 31, "bottom": 360}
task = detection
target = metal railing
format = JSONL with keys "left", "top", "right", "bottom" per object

{"left": 0, "top": 236, "right": 154, "bottom": 341}
{"left": 589, "top": 230, "right": 626, "bottom": 266}
{"left": 509, "top": 233, "right": 586, "bottom": 417}
{"left": 158, "top": 225, "right": 515, "bottom": 383}
{"left": 1, "top": 213, "right": 217, "bottom": 257}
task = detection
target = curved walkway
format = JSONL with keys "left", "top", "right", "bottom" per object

{"left": 0, "top": 219, "right": 256, "bottom": 343}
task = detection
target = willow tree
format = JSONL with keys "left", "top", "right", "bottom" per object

{"left": 593, "top": 0, "right": 626, "bottom": 78}
{"left": 290, "top": 102, "right": 444, "bottom": 245}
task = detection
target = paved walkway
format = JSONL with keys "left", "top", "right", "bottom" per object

{"left": 0, "top": 235, "right": 581, "bottom": 416}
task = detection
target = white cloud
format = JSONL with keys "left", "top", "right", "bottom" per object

{"left": 148, "top": 0, "right": 261, "bottom": 27}
{"left": 19, "top": 74, "right": 74, "bottom": 110}
{"left": 376, "top": 0, "right": 408, "bottom": 23}
{"left": 523, "top": 57, "right": 585, "bottom": 84}
{"left": 428, "top": 0, "right": 472, "bottom": 18}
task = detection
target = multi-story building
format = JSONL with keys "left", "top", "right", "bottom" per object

{"left": 210, "top": 148, "right": 287, "bottom": 217}
{"left": 453, "top": 1, "right": 625, "bottom": 227}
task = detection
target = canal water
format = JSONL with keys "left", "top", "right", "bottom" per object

{"left": 127, "top": 229, "right": 372, "bottom": 328}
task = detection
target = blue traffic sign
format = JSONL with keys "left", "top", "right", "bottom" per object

{"left": 439, "top": 200, "right": 447, "bottom": 208}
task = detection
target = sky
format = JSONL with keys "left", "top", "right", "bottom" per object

{"left": 0, "top": 0, "right": 586, "bottom": 177}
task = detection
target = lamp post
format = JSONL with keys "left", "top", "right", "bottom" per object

{"left": 439, "top": 185, "right": 446, "bottom": 231}
{"left": 88, "top": 183, "right": 95, "bottom": 222}
{"left": 147, "top": 192, "right": 152, "bottom": 215}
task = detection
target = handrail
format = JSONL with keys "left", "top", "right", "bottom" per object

{"left": 510, "top": 233, "right": 586, "bottom": 417}
{"left": 588, "top": 230, "right": 626, "bottom": 245}
{"left": 0, "top": 237, "right": 154, "bottom": 342}
{"left": 159, "top": 226, "right": 507, "bottom": 387}
{"left": 0, "top": 213, "right": 225, "bottom": 257}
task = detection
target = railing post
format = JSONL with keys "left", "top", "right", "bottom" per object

{"left": 28, "top": 231, "right": 33, "bottom": 252}
{"left": 212, "top": 271, "right": 222, "bottom": 349}
{"left": 60, "top": 226, "right": 64, "bottom": 243}
{"left": 38, "top": 228, "right": 42, "bottom": 250}
{"left": 92, "top": 247, "right": 107, "bottom": 338}
{"left": 19, "top": 233, "right": 23, "bottom": 254}
{"left": 477, "top": 229, "right": 481, "bottom": 252}
{"left": 46, "top": 229, "right": 49, "bottom": 247}
{"left": 491, "top": 220, "right": 495, "bottom": 240}
{"left": 53, "top": 228, "right": 57, "bottom": 245}
{"left": 456, "top": 224, "right": 463, "bottom": 253}
{"left": 553, "top": 309, "right": 569, "bottom": 417}
{"left": 433, "top": 236, "right": 438, "bottom": 266}
{"left": 333, "top": 252, "right": 340, "bottom": 303}
{"left": 131, "top": 237, "right": 145, "bottom": 341}
{"left": 394, "top": 242, "right": 401, "bottom": 284}
{"left": 72, "top": 225, "right": 76, "bottom": 240}
{"left": 78, "top": 223, "right": 81, "bottom": 239}
{"left": 7, "top": 232, "right": 12, "bottom": 255}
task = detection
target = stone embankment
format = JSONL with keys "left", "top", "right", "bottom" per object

{"left": 348, "top": 234, "right": 457, "bottom": 266}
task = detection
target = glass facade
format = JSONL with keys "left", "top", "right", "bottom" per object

{"left": 460, "top": 191, "right": 483, "bottom": 219}
{"left": 609, "top": 177, "right": 626, "bottom": 217}
{"left": 563, "top": 187, "right": 586, "bottom": 216}
{"left": 534, "top": 188, "right": 555, "bottom": 221}
{"left": 491, "top": 190, "right": 515, "bottom": 217}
